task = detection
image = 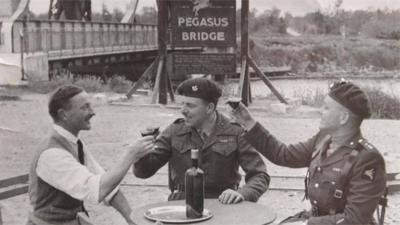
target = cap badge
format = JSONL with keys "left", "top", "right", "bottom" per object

{"left": 192, "top": 85, "right": 198, "bottom": 92}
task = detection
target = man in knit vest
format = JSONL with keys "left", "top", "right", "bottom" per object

{"left": 27, "top": 85, "right": 155, "bottom": 225}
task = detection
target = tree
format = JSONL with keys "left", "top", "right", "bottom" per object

{"left": 113, "top": 8, "right": 124, "bottom": 22}
{"left": 102, "top": 3, "right": 112, "bottom": 22}
{"left": 135, "top": 6, "right": 157, "bottom": 24}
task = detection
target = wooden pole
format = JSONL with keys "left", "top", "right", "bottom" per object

{"left": 239, "top": 0, "right": 250, "bottom": 106}
{"left": 126, "top": 57, "right": 157, "bottom": 99}
{"left": 166, "top": 63, "right": 175, "bottom": 102}
{"left": 238, "top": 57, "right": 249, "bottom": 106}
{"left": 151, "top": 56, "right": 164, "bottom": 104}
{"left": 248, "top": 56, "right": 288, "bottom": 104}
{"left": 20, "top": 30, "right": 26, "bottom": 81}
{"left": 153, "top": 0, "right": 171, "bottom": 104}
{"left": 48, "top": 0, "right": 54, "bottom": 19}
{"left": 158, "top": 56, "right": 168, "bottom": 104}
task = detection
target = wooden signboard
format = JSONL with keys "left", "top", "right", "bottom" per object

{"left": 173, "top": 52, "right": 236, "bottom": 75}
{"left": 170, "top": 0, "right": 236, "bottom": 47}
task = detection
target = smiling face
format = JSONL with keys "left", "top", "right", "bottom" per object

{"left": 61, "top": 91, "right": 95, "bottom": 135}
{"left": 319, "top": 95, "right": 347, "bottom": 132}
{"left": 179, "top": 96, "right": 214, "bottom": 129}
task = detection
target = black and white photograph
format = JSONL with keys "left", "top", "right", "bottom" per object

{"left": 1, "top": 0, "right": 399, "bottom": 224}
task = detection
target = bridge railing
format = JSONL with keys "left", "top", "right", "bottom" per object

{"left": 12, "top": 20, "right": 158, "bottom": 56}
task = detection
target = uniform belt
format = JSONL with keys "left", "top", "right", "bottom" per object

{"left": 311, "top": 207, "right": 338, "bottom": 217}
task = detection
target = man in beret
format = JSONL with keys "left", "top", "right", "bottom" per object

{"left": 231, "top": 79, "right": 386, "bottom": 224}
{"left": 134, "top": 78, "right": 270, "bottom": 204}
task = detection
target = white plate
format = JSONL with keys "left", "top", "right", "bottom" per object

{"left": 144, "top": 205, "right": 213, "bottom": 224}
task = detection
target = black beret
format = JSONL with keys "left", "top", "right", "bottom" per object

{"left": 177, "top": 78, "right": 222, "bottom": 103}
{"left": 328, "top": 79, "right": 371, "bottom": 119}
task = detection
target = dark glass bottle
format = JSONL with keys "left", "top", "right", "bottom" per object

{"left": 185, "top": 149, "right": 204, "bottom": 219}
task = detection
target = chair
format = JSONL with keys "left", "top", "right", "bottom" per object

{"left": 375, "top": 187, "right": 388, "bottom": 225}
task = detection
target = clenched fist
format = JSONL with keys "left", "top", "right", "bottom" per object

{"left": 218, "top": 189, "right": 244, "bottom": 204}
{"left": 125, "top": 136, "right": 155, "bottom": 163}
{"left": 229, "top": 102, "right": 257, "bottom": 131}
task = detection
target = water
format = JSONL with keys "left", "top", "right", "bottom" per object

{"left": 227, "top": 78, "right": 400, "bottom": 99}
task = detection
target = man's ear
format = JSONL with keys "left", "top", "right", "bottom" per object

{"left": 57, "top": 108, "right": 67, "bottom": 121}
{"left": 340, "top": 111, "right": 350, "bottom": 125}
{"left": 206, "top": 102, "right": 215, "bottom": 114}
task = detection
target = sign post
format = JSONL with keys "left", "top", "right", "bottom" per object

{"left": 239, "top": 0, "right": 250, "bottom": 105}
{"left": 239, "top": 0, "right": 287, "bottom": 105}
{"left": 170, "top": 0, "right": 237, "bottom": 77}
{"left": 127, "top": 0, "right": 286, "bottom": 105}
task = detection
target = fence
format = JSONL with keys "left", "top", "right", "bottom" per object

{"left": 12, "top": 19, "right": 158, "bottom": 56}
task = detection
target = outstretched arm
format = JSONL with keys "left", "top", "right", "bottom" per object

{"left": 133, "top": 125, "right": 173, "bottom": 178}
{"left": 109, "top": 191, "right": 136, "bottom": 225}
{"left": 230, "top": 102, "right": 317, "bottom": 168}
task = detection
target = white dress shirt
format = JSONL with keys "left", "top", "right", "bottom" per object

{"left": 36, "top": 125, "right": 118, "bottom": 205}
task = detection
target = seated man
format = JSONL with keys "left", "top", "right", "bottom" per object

{"left": 27, "top": 85, "right": 154, "bottom": 225}
{"left": 231, "top": 79, "right": 387, "bottom": 224}
{"left": 134, "top": 78, "right": 270, "bottom": 204}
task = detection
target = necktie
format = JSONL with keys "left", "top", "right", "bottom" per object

{"left": 76, "top": 139, "right": 88, "bottom": 216}
{"left": 77, "top": 139, "right": 85, "bottom": 165}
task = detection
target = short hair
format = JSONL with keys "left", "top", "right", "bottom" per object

{"left": 48, "top": 85, "right": 84, "bottom": 121}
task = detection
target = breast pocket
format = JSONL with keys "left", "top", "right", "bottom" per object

{"left": 212, "top": 139, "right": 237, "bottom": 157}
{"left": 171, "top": 137, "right": 194, "bottom": 154}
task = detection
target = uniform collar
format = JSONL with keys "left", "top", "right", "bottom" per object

{"left": 319, "top": 131, "right": 363, "bottom": 167}
{"left": 342, "top": 131, "right": 363, "bottom": 149}
{"left": 54, "top": 124, "right": 79, "bottom": 144}
{"left": 176, "top": 111, "right": 230, "bottom": 138}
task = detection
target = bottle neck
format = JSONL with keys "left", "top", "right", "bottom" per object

{"left": 192, "top": 158, "right": 198, "bottom": 168}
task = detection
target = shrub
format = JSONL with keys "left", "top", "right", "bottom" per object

{"left": 293, "top": 85, "right": 400, "bottom": 120}
{"left": 363, "top": 86, "right": 400, "bottom": 119}
{"left": 73, "top": 76, "right": 105, "bottom": 93}
{"left": 293, "top": 87, "right": 326, "bottom": 107}
{"left": 27, "top": 74, "right": 134, "bottom": 94}
{"left": 27, "top": 75, "right": 73, "bottom": 94}
{"left": 108, "top": 76, "right": 133, "bottom": 94}
{"left": 249, "top": 35, "right": 400, "bottom": 73}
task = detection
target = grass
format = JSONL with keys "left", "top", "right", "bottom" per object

{"left": 293, "top": 87, "right": 326, "bottom": 107}
{"left": 294, "top": 86, "right": 400, "bottom": 120}
{"left": 364, "top": 86, "right": 400, "bottom": 119}
{"left": 250, "top": 35, "right": 400, "bottom": 74}
{"left": 27, "top": 74, "right": 134, "bottom": 94}
{"left": 0, "top": 86, "right": 23, "bottom": 101}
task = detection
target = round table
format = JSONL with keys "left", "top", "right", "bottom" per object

{"left": 131, "top": 199, "right": 276, "bottom": 225}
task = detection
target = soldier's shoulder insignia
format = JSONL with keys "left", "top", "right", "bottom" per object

{"left": 173, "top": 118, "right": 185, "bottom": 124}
{"left": 362, "top": 167, "right": 376, "bottom": 181}
{"left": 357, "top": 139, "right": 377, "bottom": 151}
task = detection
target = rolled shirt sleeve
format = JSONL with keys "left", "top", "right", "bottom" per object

{"left": 36, "top": 148, "right": 118, "bottom": 205}
{"left": 84, "top": 149, "right": 119, "bottom": 204}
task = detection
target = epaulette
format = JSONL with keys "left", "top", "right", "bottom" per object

{"left": 229, "top": 121, "right": 241, "bottom": 127}
{"left": 357, "top": 138, "right": 377, "bottom": 151}
{"left": 173, "top": 118, "right": 185, "bottom": 124}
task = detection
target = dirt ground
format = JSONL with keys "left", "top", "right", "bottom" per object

{"left": 0, "top": 91, "right": 399, "bottom": 225}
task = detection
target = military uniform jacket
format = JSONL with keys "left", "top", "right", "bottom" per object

{"left": 244, "top": 122, "right": 386, "bottom": 225}
{"left": 134, "top": 112, "right": 270, "bottom": 202}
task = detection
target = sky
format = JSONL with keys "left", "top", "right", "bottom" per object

{"left": 29, "top": 0, "right": 400, "bottom": 17}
